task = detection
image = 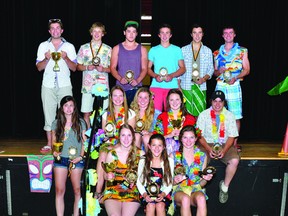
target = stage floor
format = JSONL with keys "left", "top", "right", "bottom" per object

{"left": 0, "top": 139, "right": 287, "bottom": 160}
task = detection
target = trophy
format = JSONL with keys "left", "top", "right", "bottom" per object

{"left": 198, "top": 166, "right": 216, "bottom": 177}
{"left": 223, "top": 70, "right": 232, "bottom": 83}
{"left": 174, "top": 163, "right": 187, "bottom": 182}
{"left": 212, "top": 143, "right": 223, "bottom": 159}
{"left": 101, "top": 161, "right": 117, "bottom": 182}
{"left": 192, "top": 69, "right": 200, "bottom": 82}
{"left": 147, "top": 182, "right": 160, "bottom": 200}
{"left": 169, "top": 117, "right": 185, "bottom": 140}
{"left": 159, "top": 67, "right": 168, "bottom": 81}
{"left": 92, "top": 56, "right": 101, "bottom": 66}
{"left": 105, "top": 122, "right": 116, "bottom": 138}
{"left": 51, "top": 52, "right": 61, "bottom": 72}
{"left": 53, "top": 142, "right": 63, "bottom": 161}
{"left": 125, "top": 70, "right": 134, "bottom": 83}
{"left": 123, "top": 169, "right": 138, "bottom": 188}
{"left": 135, "top": 119, "right": 145, "bottom": 133}
{"left": 68, "top": 146, "right": 78, "bottom": 169}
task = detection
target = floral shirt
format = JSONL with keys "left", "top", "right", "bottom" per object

{"left": 77, "top": 42, "right": 112, "bottom": 93}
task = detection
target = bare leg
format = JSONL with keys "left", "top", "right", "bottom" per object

{"left": 46, "top": 131, "right": 52, "bottom": 148}
{"left": 70, "top": 168, "right": 83, "bottom": 216}
{"left": 234, "top": 120, "right": 241, "bottom": 151}
{"left": 155, "top": 202, "right": 166, "bottom": 216}
{"left": 54, "top": 167, "right": 68, "bottom": 216}
{"left": 190, "top": 191, "right": 207, "bottom": 216}
{"left": 96, "top": 151, "right": 107, "bottom": 194}
{"left": 104, "top": 200, "right": 122, "bottom": 216}
{"left": 146, "top": 203, "right": 156, "bottom": 216}
{"left": 83, "top": 112, "right": 91, "bottom": 129}
{"left": 175, "top": 192, "right": 192, "bottom": 216}
{"left": 224, "top": 158, "right": 239, "bottom": 187}
{"left": 121, "top": 201, "right": 140, "bottom": 216}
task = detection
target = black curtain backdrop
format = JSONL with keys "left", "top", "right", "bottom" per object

{"left": 1, "top": 0, "right": 287, "bottom": 143}
{"left": 151, "top": 0, "right": 288, "bottom": 142}
{"left": 1, "top": 0, "right": 141, "bottom": 138}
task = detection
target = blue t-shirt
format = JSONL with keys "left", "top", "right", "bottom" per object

{"left": 148, "top": 44, "right": 183, "bottom": 88}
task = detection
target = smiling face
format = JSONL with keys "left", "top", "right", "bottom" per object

{"left": 124, "top": 26, "right": 138, "bottom": 42}
{"left": 63, "top": 100, "right": 75, "bottom": 116}
{"left": 112, "top": 89, "right": 124, "bottom": 107}
{"left": 91, "top": 27, "right": 104, "bottom": 42}
{"left": 211, "top": 98, "right": 225, "bottom": 114}
{"left": 149, "top": 138, "right": 165, "bottom": 158}
{"left": 158, "top": 27, "right": 172, "bottom": 43}
{"left": 119, "top": 127, "right": 133, "bottom": 148}
{"left": 181, "top": 131, "right": 197, "bottom": 149}
{"left": 191, "top": 27, "right": 203, "bottom": 43}
{"left": 137, "top": 91, "right": 150, "bottom": 109}
{"left": 222, "top": 28, "right": 236, "bottom": 43}
{"left": 168, "top": 93, "right": 182, "bottom": 111}
{"left": 48, "top": 23, "right": 63, "bottom": 39}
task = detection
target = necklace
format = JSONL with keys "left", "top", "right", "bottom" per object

{"left": 210, "top": 108, "right": 225, "bottom": 143}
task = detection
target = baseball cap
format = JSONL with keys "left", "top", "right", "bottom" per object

{"left": 211, "top": 90, "right": 225, "bottom": 101}
{"left": 124, "top": 20, "right": 139, "bottom": 29}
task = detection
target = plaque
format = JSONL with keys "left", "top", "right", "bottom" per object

{"left": 159, "top": 67, "right": 168, "bottom": 80}
{"left": 174, "top": 163, "right": 187, "bottom": 182}
{"left": 92, "top": 56, "right": 101, "bottom": 66}
{"left": 192, "top": 69, "right": 200, "bottom": 82}
{"left": 125, "top": 70, "right": 134, "bottom": 83}
{"left": 223, "top": 70, "right": 232, "bottom": 83}
{"left": 68, "top": 146, "right": 78, "bottom": 169}
{"left": 147, "top": 182, "right": 160, "bottom": 200}
{"left": 123, "top": 169, "right": 138, "bottom": 187}
{"left": 105, "top": 122, "right": 116, "bottom": 138}
{"left": 135, "top": 119, "right": 145, "bottom": 133}
{"left": 198, "top": 166, "right": 216, "bottom": 177}
{"left": 212, "top": 143, "right": 222, "bottom": 159}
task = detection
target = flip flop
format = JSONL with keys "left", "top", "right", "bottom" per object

{"left": 40, "top": 145, "right": 52, "bottom": 153}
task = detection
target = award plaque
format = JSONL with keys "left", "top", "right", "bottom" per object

{"left": 174, "top": 163, "right": 187, "bottom": 182}
{"left": 198, "top": 166, "right": 216, "bottom": 177}
{"left": 192, "top": 69, "right": 200, "bottom": 82}
{"left": 101, "top": 161, "right": 117, "bottom": 182}
{"left": 125, "top": 70, "right": 134, "bottom": 83}
{"left": 123, "top": 169, "right": 138, "bottom": 187}
{"left": 51, "top": 52, "right": 61, "bottom": 72}
{"left": 147, "top": 182, "right": 160, "bottom": 200}
{"left": 105, "top": 122, "right": 116, "bottom": 138}
{"left": 212, "top": 143, "right": 222, "bottom": 159}
{"left": 135, "top": 119, "right": 145, "bottom": 133}
{"left": 159, "top": 67, "right": 168, "bottom": 80}
{"left": 92, "top": 56, "right": 101, "bottom": 66}
{"left": 53, "top": 142, "right": 63, "bottom": 161}
{"left": 68, "top": 146, "right": 78, "bottom": 169}
{"left": 223, "top": 70, "right": 232, "bottom": 83}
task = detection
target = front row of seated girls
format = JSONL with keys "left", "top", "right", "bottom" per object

{"left": 100, "top": 124, "right": 213, "bottom": 216}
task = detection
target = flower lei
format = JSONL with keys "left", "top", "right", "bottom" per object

{"left": 107, "top": 107, "right": 125, "bottom": 140}
{"left": 167, "top": 109, "right": 182, "bottom": 134}
{"left": 210, "top": 108, "right": 225, "bottom": 143}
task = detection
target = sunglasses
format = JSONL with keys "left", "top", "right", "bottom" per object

{"left": 49, "top": 19, "right": 62, "bottom": 23}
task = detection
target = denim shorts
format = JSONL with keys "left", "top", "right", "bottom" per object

{"left": 53, "top": 157, "right": 84, "bottom": 169}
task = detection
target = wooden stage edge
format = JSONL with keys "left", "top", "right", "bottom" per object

{"left": 0, "top": 138, "right": 287, "bottom": 160}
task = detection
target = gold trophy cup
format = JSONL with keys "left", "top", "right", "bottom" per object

{"left": 53, "top": 142, "right": 63, "bottom": 161}
{"left": 169, "top": 117, "right": 185, "bottom": 140}
{"left": 125, "top": 70, "right": 134, "bottom": 83}
{"left": 212, "top": 143, "right": 223, "bottom": 159}
{"left": 123, "top": 169, "right": 138, "bottom": 187}
{"left": 159, "top": 67, "right": 168, "bottom": 81}
{"left": 101, "top": 161, "right": 117, "bottom": 182}
{"left": 174, "top": 163, "right": 187, "bottom": 182}
{"left": 51, "top": 52, "right": 61, "bottom": 72}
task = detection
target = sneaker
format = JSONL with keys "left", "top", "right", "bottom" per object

{"left": 219, "top": 180, "right": 229, "bottom": 203}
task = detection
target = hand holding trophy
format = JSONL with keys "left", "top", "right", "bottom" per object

{"left": 53, "top": 142, "right": 63, "bottom": 162}
{"left": 192, "top": 69, "right": 200, "bottom": 82}
{"left": 174, "top": 163, "right": 187, "bottom": 183}
{"left": 147, "top": 181, "right": 160, "bottom": 200}
{"left": 198, "top": 166, "right": 216, "bottom": 177}
{"left": 68, "top": 146, "right": 78, "bottom": 169}
{"left": 123, "top": 169, "right": 138, "bottom": 188}
{"left": 159, "top": 67, "right": 168, "bottom": 81}
{"left": 101, "top": 161, "right": 117, "bottom": 182}
{"left": 125, "top": 70, "right": 134, "bottom": 83}
{"left": 51, "top": 52, "right": 61, "bottom": 72}
{"left": 223, "top": 70, "right": 232, "bottom": 83}
{"left": 212, "top": 143, "right": 223, "bottom": 159}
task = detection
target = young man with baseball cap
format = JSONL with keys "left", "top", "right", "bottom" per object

{"left": 196, "top": 90, "right": 240, "bottom": 204}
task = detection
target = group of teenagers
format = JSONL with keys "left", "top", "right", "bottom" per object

{"left": 36, "top": 18, "right": 249, "bottom": 216}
